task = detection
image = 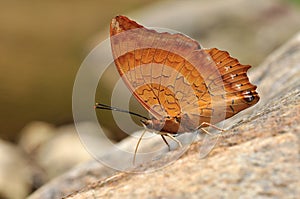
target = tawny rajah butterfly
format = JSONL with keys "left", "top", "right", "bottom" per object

{"left": 96, "top": 15, "right": 259, "bottom": 162}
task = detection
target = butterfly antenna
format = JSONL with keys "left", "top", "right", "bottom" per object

{"left": 95, "top": 103, "right": 149, "bottom": 120}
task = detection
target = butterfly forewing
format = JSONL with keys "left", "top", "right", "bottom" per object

{"left": 110, "top": 16, "right": 210, "bottom": 123}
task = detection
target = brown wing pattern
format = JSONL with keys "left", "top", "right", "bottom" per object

{"left": 110, "top": 16, "right": 204, "bottom": 120}
{"left": 110, "top": 15, "right": 259, "bottom": 128}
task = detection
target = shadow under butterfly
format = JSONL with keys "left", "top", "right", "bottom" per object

{"left": 95, "top": 15, "right": 259, "bottom": 164}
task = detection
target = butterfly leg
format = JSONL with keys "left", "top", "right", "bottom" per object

{"left": 133, "top": 129, "right": 147, "bottom": 165}
{"left": 161, "top": 135, "right": 171, "bottom": 151}
{"left": 163, "top": 133, "right": 183, "bottom": 148}
{"left": 197, "top": 122, "right": 225, "bottom": 136}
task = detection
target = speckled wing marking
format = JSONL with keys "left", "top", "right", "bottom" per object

{"left": 204, "top": 48, "right": 260, "bottom": 119}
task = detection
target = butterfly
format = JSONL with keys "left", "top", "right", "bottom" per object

{"left": 96, "top": 15, "right": 259, "bottom": 163}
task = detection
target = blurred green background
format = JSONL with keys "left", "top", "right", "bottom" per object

{"left": 0, "top": 0, "right": 159, "bottom": 141}
{"left": 0, "top": 0, "right": 299, "bottom": 141}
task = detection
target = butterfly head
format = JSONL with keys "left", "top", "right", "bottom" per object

{"left": 141, "top": 116, "right": 184, "bottom": 134}
{"left": 141, "top": 119, "right": 163, "bottom": 131}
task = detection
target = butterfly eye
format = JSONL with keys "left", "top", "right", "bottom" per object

{"left": 175, "top": 117, "right": 181, "bottom": 123}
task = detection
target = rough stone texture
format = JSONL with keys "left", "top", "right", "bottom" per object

{"left": 27, "top": 160, "right": 116, "bottom": 199}
{"left": 68, "top": 134, "right": 299, "bottom": 199}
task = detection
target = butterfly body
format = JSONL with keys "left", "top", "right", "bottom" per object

{"left": 142, "top": 116, "right": 188, "bottom": 134}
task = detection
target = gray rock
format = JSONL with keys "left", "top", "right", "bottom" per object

{"left": 35, "top": 124, "right": 93, "bottom": 180}
{"left": 0, "top": 139, "right": 32, "bottom": 199}
{"left": 27, "top": 122, "right": 114, "bottom": 199}
{"left": 19, "top": 121, "right": 56, "bottom": 155}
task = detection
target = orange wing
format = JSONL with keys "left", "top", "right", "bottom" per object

{"left": 110, "top": 16, "right": 259, "bottom": 128}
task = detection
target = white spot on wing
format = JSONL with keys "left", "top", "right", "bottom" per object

{"left": 235, "top": 84, "right": 242, "bottom": 89}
